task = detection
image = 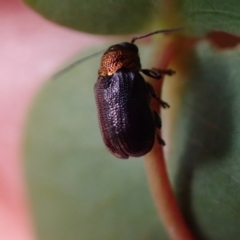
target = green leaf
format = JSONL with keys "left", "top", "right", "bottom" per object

{"left": 177, "top": 0, "right": 240, "bottom": 35}
{"left": 23, "top": 0, "right": 161, "bottom": 34}
{"left": 24, "top": 0, "right": 240, "bottom": 36}
{"left": 168, "top": 42, "right": 240, "bottom": 239}
{"left": 24, "top": 46, "right": 169, "bottom": 240}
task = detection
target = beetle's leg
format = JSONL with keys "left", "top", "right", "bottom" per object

{"left": 153, "top": 111, "right": 165, "bottom": 145}
{"left": 153, "top": 111, "right": 161, "bottom": 129}
{"left": 141, "top": 69, "right": 161, "bottom": 79}
{"left": 156, "top": 134, "right": 166, "bottom": 146}
{"left": 146, "top": 83, "right": 170, "bottom": 109}
{"left": 152, "top": 68, "right": 176, "bottom": 76}
{"left": 141, "top": 68, "right": 175, "bottom": 79}
{"left": 151, "top": 88, "right": 168, "bottom": 146}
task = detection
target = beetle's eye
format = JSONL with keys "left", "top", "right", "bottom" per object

{"left": 120, "top": 42, "right": 138, "bottom": 52}
{"left": 109, "top": 46, "right": 117, "bottom": 51}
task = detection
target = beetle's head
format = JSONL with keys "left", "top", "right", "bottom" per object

{"left": 98, "top": 42, "right": 141, "bottom": 76}
{"left": 110, "top": 42, "right": 139, "bottom": 53}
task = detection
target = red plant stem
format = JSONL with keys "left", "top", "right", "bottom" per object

{"left": 144, "top": 38, "right": 198, "bottom": 240}
{"left": 145, "top": 147, "right": 194, "bottom": 240}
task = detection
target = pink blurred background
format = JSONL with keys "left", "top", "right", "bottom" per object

{"left": 0, "top": 0, "right": 103, "bottom": 239}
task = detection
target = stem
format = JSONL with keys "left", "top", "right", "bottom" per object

{"left": 144, "top": 37, "right": 198, "bottom": 240}
{"left": 144, "top": 147, "right": 194, "bottom": 240}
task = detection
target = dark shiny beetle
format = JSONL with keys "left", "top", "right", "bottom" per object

{"left": 94, "top": 28, "right": 180, "bottom": 159}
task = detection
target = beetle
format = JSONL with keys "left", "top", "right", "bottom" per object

{"left": 94, "top": 28, "right": 181, "bottom": 159}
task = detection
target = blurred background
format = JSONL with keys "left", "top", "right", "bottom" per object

{"left": 3, "top": 0, "right": 240, "bottom": 239}
{"left": 1, "top": 1, "right": 167, "bottom": 239}
{"left": 0, "top": 0, "right": 101, "bottom": 239}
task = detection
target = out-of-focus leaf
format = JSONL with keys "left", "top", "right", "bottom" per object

{"left": 177, "top": 0, "right": 240, "bottom": 35}
{"left": 167, "top": 42, "right": 240, "bottom": 239}
{"left": 24, "top": 0, "right": 240, "bottom": 36}
{"left": 24, "top": 46, "right": 169, "bottom": 240}
{"left": 23, "top": 0, "right": 161, "bottom": 34}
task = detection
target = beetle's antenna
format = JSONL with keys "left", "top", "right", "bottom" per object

{"left": 52, "top": 49, "right": 105, "bottom": 79}
{"left": 131, "top": 27, "right": 183, "bottom": 44}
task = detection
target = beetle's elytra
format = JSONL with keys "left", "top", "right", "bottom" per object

{"left": 95, "top": 28, "right": 181, "bottom": 159}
